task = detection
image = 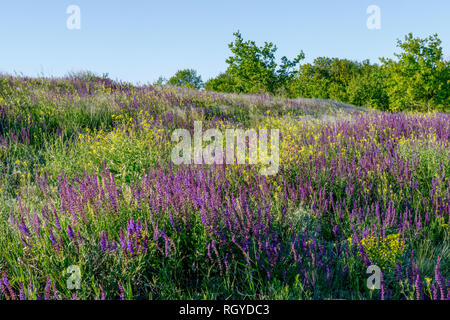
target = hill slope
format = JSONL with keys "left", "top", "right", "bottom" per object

{"left": 0, "top": 76, "right": 448, "bottom": 300}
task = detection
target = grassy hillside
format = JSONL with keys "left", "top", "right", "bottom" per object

{"left": 0, "top": 75, "right": 448, "bottom": 300}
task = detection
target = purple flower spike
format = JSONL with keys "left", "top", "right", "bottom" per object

{"left": 19, "top": 281, "right": 25, "bottom": 300}
{"left": 118, "top": 281, "right": 125, "bottom": 300}
{"left": 415, "top": 275, "right": 423, "bottom": 300}
{"left": 2, "top": 273, "right": 16, "bottom": 300}
{"left": 67, "top": 224, "right": 75, "bottom": 240}
{"left": 100, "top": 230, "right": 110, "bottom": 252}
{"left": 44, "top": 275, "right": 51, "bottom": 300}
{"left": 99, "top": 284, "right": 106, "bottom": 300}
{"left": 434, "top": 256, "right": 445, "bottom": 300}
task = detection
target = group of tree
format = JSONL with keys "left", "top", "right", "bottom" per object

{"left": 158, "top": 32, "right": 449, "bottom": 112}
{"left": 155, "top": 69, "right": 203, "bottom": 89}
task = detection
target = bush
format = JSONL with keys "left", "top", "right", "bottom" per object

{"left": 204, "top": 73, "right": 236, "bottom": 93}
{"left": 286, "top": 57, "right": 363, "bottom": 102}
{"left": 347, "top": 64, "right": 389, "bottom": 110}
{"left": 381, "top": 33, "right": 450, "bottom": 112}
{"left": 167, "top": 69, "right": 203, "bottom": 89}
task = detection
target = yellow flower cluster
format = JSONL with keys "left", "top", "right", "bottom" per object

{"left": 360, "top": 233, "right": 406, "bottom": 269}
{"left": 72, "top": 112, "right": 169, "bottom": 181}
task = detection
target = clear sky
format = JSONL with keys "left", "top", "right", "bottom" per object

{"left": 0, "top": 0, "right": 449, "bottom": 84}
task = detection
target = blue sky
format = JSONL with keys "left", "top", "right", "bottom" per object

{"left": 0, "top": 0, "right": 449, "bottom": 84}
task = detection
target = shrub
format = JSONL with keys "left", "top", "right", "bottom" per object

{"left": 381, "top": 33, "right": 450, "bottom": 112}
{"left": 167, "top": 69, "right": 204, "bottom": 89}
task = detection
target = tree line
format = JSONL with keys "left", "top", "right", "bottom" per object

{"left": 159, "top": 32, "right": 450, "bottom": 112}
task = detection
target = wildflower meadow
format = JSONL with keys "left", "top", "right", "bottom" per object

{"left": 0, "top": 75, "right": 448, "bottom": 300}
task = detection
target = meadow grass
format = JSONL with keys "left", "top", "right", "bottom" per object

{"left": 0, "top": 75, "right": 448, "bottom": 300}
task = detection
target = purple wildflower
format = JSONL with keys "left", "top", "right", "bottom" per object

{"left": 415, "top": 275, "right": 423, "bottom": 300}
{"left": 99, "top": 284, "right": 106, "bottom": 300}
{"left": 118, "top": 281, "right": 125, "bottom": 300}
{"left": 2, "top": 273, "right": 16, "bottom": 300}
{"left": 19, "top": 282, "right": 25, "bottom": 300}
{"left": 44, "top": 275, "right": 51, "bottom": 300}
{"left": 67, "top": 224, "right": 75, "bottom": 240}
{"left": 434, "top": 256, "right": 445, "bottom": 300}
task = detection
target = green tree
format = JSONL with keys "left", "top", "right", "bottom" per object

{"left": 286, "top": 57, "right": 361, "bottom": 101}
{"left": 153, "top": 76, "right": 167, "bottom": 87}
{"left": 204, "top": 73, "right": 235, "bottom": 93}
{"left": 327, "top": 58, "right": 360, "bottom": 102}
{"left": 167, "top": 69, "right": 204, "bottom": 89}
{"left": 347, "top": 62, "right": 389, "bottom": 110}
{"left": 381, "top": 33, "right": 449, "bottom": 111}
{"left": 286, "top": 61, "right": 330, "bottom": 98}
{"left": 225, "top": 31, "right": 304, "bottom": 94}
